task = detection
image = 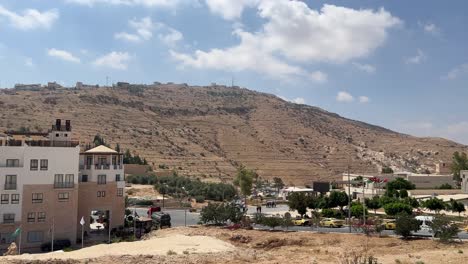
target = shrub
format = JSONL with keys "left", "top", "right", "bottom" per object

{"left": 437, "top": 183, "right": 453, "bottom": 189}
{"left": 200, "top": 203, "right": 243, "bottom": 225}
{"left": 321, "top": 209, "right": 344, "bottom": 219}
{"left": 195, "top": 196, "right": 205, "bottom": 203}
{"left": 135, "top": 199, "right": 153, "bottom": 206}
{"left": 384, "top": 202, "right": 412, "bottom": 216}
{"left": 350, "top": 203, "right": 368, "bottom": 218}
{"left": 167, "top": 250, "right": 177, "bottom": 255}
{"left": 260, "top": 216, "right": 285, "bottom": 230}
{"left": 429, "top": 214, "right": 459, "bottom": 243}
{"left": 394, "top": 213, "right": 420, "bottom": 238}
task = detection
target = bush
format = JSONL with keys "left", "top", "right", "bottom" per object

{"left": 200, "top": 203, "right": 243, "bottom": 225}
{"left": 394, "top": 213, "right": 420, "bottom": 238}
{"left": 321, "top": 208, "right": 344, "bottom": 219}
{"left": 258, "top": 216, "right": 285, "bottom": 230}
{"left": 429, "top": 214, "right": 459, "bottom": 243}
{"left": 384, "top": 202, "right": 413, "bottom": 216}
{"left": 195, "top": 196, "right": 205, "bottom": 203}
{"left": 350, "top": 203, "right": 368, "bottom": 218}
{"left": 437, "top": 183, "right": 453, "bottom": 189}
{"left": 134, "top": 199, "right": 153, "bottom": 206}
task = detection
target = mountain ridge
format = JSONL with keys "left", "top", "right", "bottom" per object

{"left": 1, "top": 83, "right": 466, "bottom": 185}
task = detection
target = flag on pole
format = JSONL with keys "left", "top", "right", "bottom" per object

{"left": 80, "top": 217, "right": 85, "bottom": 226}
{"left": 11, "top": 227, "right": 21, "bottom": 238}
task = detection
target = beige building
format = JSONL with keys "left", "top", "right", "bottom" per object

{"left": 0, "top": 119, "right": 125, "bottom": 253}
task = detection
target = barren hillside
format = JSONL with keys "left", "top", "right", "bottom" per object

{"left": 0, "top": 84, "right": 466, "bottom": 185}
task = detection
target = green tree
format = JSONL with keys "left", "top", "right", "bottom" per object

{"left": 381, "top": 166, "right": 394, "bottom": 174}
{"left": 328, "top": 191, "right": 349, "bottom": 212}
{"left": 399, "top": 189, "right": 409, "bottom": 198}
{"left": 200, "top": 203, "right": 243, "bottom": 225}
{"left": 115, "top": 143, "right": 121, "bottom": 153}
{"left": 260, "top": 216, "right": 284, "bottom": 230}
{"left": 394, "top": 213, "right": 420, "bottom": 239}
{"left": 422, "top": 198, "right": 446, "bottom": 213}
{"left": 448, "top": 199, "right": 466, "bottom": 218}
{"left": 233, "top": 166, "right": 254, "bottom": 198}
{"left": 350, "top": 203, "right": 367, "bottom": 218}
{"left": 402, "top": 197, "right": 420, "bottom": 208}
{"left": 288, "top": 192, "right": 308, "bottom": 217}
{"left": 386, "top": 178, "right": 416, "bottom": 191}
{"left": 273, "top": 177, "right": 285, "bottom": 193}
{"left": 383, "top": 202, "right": 413, "bottom": 216}
{"left": 451, "top": 151, "right": 468, "bottom": 182}
{"left": 429, "top": 214, "right": 460, "bottom": 243}
{"left": 365, "top": 196, "right": 381, "bottom": 214}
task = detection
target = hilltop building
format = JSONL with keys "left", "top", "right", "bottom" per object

{"left": 0, "top": 119, "right": 125, "bottom": 253}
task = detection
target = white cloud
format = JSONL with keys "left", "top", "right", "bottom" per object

{"left": 292, "top": 97, "right": 305, "bottom": 104}
{"left": 24, "top": 57, "right": 34, "bottom": 67}
{"left": 309, "top": 71, "right": 328, "bottom": 83}
{"left": 171, "top": 2, "right": 401, "bottom": 80}
{"left": 159, "top": 28, "right": 183, "bottom": 47}
{"left": 278, "top": 95, "right": 306, "bottom": 105}
{"left": 92, "top": 51, "right": 131, "bottom": 70}
{"left": 47, "top": 48, "right": 81, "bottom": 63}
{"left": 442, "top": 63, "right": 468, "bottom": 80}
{"left": 0, "top": 5, "right": 58, "bottom": 30}
{"left": 205, "top": 0, "right": 259, "bottom": 20}
{"left": 419, "top": 21, "right": 440, "bottom": 36}
{"left": 115, "top": 17, "right": 155, "bottom": 43}
{"left": 358, "top": 96, "right": 370, "bottom": 103}
{"left": 336, "top": 91, "right": 354, "bottom": 102}
{"left": 405, "top": 49, "right": 426, "bottom": 64}
{"left": 115, "top": 17, "right": 183, "bottom": 47}
{"left": 352, "top": 62, "right": 376, "bottom": 74}
{"left": 66, "top": 0, "right": 192, "bottom": 8}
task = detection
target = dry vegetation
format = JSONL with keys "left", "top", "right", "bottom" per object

{"left": 3, "top": 226, "right": 467, "bottom": 264}
{"left": 1, "top": 85, "right": 466, "bottom": 185}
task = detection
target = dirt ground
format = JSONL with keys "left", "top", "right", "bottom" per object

{"left": 3, "top": 227, "right": 467, "bottom": 264}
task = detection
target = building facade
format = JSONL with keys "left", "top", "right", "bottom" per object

{"left": 0, "top": 119, "right": 125, "bottom": 253}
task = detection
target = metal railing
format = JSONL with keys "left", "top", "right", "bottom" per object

{"left": 4, "top": 183, "right": 17, "bottom": 190}
{"left": 54, "top": 182, "right": 74, "bottom": 189}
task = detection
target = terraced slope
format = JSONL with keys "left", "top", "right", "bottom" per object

{"left": 0, "top": 84, "right": 465, "bottom": 185}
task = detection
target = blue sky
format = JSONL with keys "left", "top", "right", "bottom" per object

{"left": 1, "top": 0, "right": 468, "bottom": 144}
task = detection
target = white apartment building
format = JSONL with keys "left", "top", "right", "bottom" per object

{"left": 0, "top": 119, "right": 125, "bottom": 253}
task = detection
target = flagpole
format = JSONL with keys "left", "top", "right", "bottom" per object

{"left": 108, "top": 210, "right": 111, "bottom": 244}
{"left": 51, "top": 217, "right": 55, "bottom": 252}
{"left": 80, "top": 216, "right": 85, "bottom": 248}
{"left": 18, "top": 226, "right": 22, "bottom": 255}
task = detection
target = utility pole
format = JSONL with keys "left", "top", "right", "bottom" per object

{"left": 106, "top": 76, "right": 109, "bottom": 87}
{"left": 362, "top": 180, "right": 366, "bottom": 225}
{"left": 347, "top": 165, "right": 351, "bottom": 233}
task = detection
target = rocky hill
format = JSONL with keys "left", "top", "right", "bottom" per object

{"left": 1, "top": 84, "right": 466, "bottom": 185}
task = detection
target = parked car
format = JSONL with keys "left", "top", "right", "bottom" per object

{"left": 381, "top": 219, "right": 396, "bottom": 230}
{"left": 151, "top": 212, "right": 171, "bottom": 229}
{"left": 40, "top": 239, "right": 71, "bottom": 252}
{"left": 319, "top": 218, "right": 344, "bottom": 228}
{"left": 292, "top": 218, "right": 311, "bottom": 226}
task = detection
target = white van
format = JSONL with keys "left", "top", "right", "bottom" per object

{"left": 415, "top": 215, "right": 434, "bottom": 231}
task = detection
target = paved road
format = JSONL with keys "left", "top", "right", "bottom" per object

{"left": 128, "top": 206, "right": 468, "bottom": 239}
{"left": 129, "top": 207, "right": 200, "bottom": 227}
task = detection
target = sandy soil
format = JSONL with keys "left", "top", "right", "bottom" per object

{"left": 3, "top": 227, "right": 467, "bottom": 264}
{"left": 126, "top": 184, "right": 163, "bottom": 200}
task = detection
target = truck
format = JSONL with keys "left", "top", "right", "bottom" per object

{"left": 151, "top": 212, "right": 171, "bottom": 229}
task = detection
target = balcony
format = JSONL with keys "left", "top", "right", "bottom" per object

{"left": 113, "top": 164, "right": 123, "bottom": 170}
{"left": 54, "top": 182, "right": 74, "bottom": 189}
{"left": 94, "top": 164, "right": 111, "bottom": 170}
{"left": 4, "top": 183, "right": 17, "bottom": 190}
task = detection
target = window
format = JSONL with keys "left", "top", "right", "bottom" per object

{"left": 0, "top": 233, "right": 14, "bottom": 244}
{"left": 97, "top": 191, "right": 106, "bottom": 197}
{"left": 54, "top": 174, "right": 74, "bottom": 188}
{"left": 117, "top": 188, "right": 123, "bottom": 197}
{"left": 37, "top": 212, "right": 46, "bottom": 222}
{"left": 27, "top": 231, "right": 44, "bottom": 243}
{"left": 5, "top": 175, "right": 17, "bottom": 190}
{"left": 11, "top": 194, "right": 19, "bottom": 204}
{"left": 6, "top": 159, "right": 19, "bottom": 167}
{"left": 40, "top": 159, "right": 48, "bottom": 170}
{"left": 32, "top": 193, "right": 43, "bottom": 203}
{"left": 30, "top": 159, "right": 38, "bottom": 170}
{"left": 80, "top": 175, "right": 88, "bottom": 182}
{"left": 3, "top": 214, "right": 14, "bottom": 224}
{"left": 1, "top": 194, "right": 8, "bottom": 204}
{"left": 58, "top": 192, "right": 69, "bottom": 201}
{"left": 27, "top": 212, "right": 36, "bottom": 223}
{"left": 98, "top": 175, "right": 106, "bottom": 185}
{"left": 115, "top": 174, "right": 121, "bottom": 181}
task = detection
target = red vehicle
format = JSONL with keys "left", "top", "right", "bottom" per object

{"left": 147, "top": 206, "right": 161, "bottom": 217}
